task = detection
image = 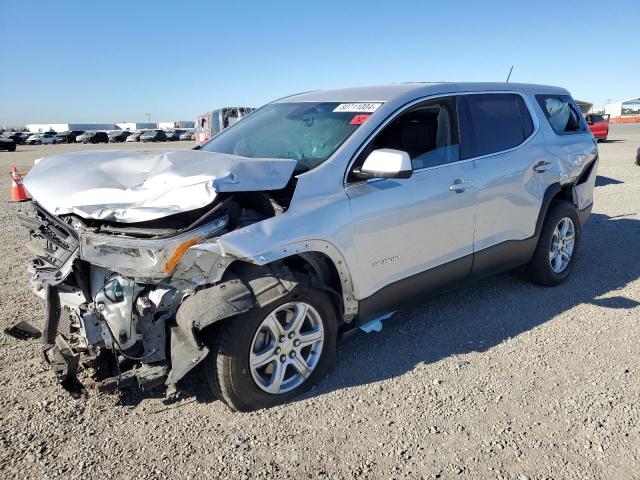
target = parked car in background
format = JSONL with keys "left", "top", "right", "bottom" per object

{"left": 195, "top": 107, "right": 254, "bottom": 145}
{"left": 108, "top": 130, "right": 133, "bottom": 143}
{"left": 56, "top": 130, "right": 85, "bottom": 143}
{"left": 18, "top": 83, "right": 598, "bottom": 412}
{"left": 179, "top": 130, "right": 194, "bottom": 140}
{"left": 141, "top": 129, "right": 167, "bottom": 142}
{"left": 125, "top": 131, "right": 143, "bottom": 142}
{"left": 26, "top": 133, "right": 57, "bottom": 145}
{"left": 0, "top": 137, "right": 17, "bottom": 151}
{"left": 585, "top": 113, "right": 609, "bottom": 142}
{"left": 165, "top": 130, "right": 185, "bottom": 141}
{"left": 77, "top": 131, "right": 109, "bottom": 144}
{"left": 2, "top": 132, "right": 26, "bottom": 144}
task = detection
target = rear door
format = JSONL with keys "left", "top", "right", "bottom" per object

{"left": 458, "top": 92, "right": 549, "bottom": 278}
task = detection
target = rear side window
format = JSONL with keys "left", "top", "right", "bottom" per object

{"left": 460, "top": 93, "right": 533, "bottom": 159}
{"left": 536, "top": 95, "right": 586, "bottom": 135}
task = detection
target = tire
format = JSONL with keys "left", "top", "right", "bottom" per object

{"left": 525, "top": 200, "right": 581, "bottom": 286}
{"left": 204, "top": 283, "right": 337, "bottom": 411}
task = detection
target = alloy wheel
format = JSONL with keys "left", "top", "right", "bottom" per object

{"left": 249, "top": 302, "right": 324, "bottom": 394}
{"left": 549, "top": 217, "right": 575, "bottom": 273}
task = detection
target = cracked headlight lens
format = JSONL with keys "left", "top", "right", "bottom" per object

{"left": 80, "top": 216, "right": 228, "bottom": 280}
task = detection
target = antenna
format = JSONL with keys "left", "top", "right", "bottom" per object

{"left": 506, "top": 65, "right": 514, "bottom": 83}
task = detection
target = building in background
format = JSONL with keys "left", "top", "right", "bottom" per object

{"left": 157, "top": 121, "right": 195, "bottom": 130}
{"left": 115, "top": 122, "right": 156, "bottom": 131}
{"left": 26, "top": 123, "right": 117, "bottom": 133}
{"left": 575, "top": 100, "right": 593, "bottom": 114}
{"left": 26, "top": 120, "right": 196, "bottom": 133}
{"left": 604, "top": 97, "right": 640, "bottom": 122}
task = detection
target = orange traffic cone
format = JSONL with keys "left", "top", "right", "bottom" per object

{"left": 10, "top": 167, "right": 29, "bottom": 202}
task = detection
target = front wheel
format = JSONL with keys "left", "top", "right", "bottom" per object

{"left": 204, "top": 284, "right": 337, "bottom": 411}
{"left": 525, "top": 200, "right": 581, "bottom": 286}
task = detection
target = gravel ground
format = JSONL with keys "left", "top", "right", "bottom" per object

{"left": 0, "top": 129, "right": 638, "bottom": 479}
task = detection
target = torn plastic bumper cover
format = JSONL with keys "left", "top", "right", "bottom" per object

{"left": 166, "top": 263, "right": 298, "bottom": 395}
{"left": 41, "top": 284, "right": 86, "bottom": 395}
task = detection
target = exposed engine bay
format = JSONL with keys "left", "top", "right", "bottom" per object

{"left": 19, "top": 149, "right": 302, "bottom": 395}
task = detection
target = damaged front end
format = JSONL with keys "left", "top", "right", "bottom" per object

{"left": 19, "top": 149, "right": 298, "bottom": 396}
{"left": 21, "top": 202, "right": 231, "bottom": 393}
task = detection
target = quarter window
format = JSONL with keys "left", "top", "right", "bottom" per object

{"left": 536, "top": 95, "right": 586, "bottom": 135}
{"left": 460, "top": 93, "right": 532, "bottom": 159}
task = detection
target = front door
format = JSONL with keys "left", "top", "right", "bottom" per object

{"left": 345, "top": 96, "right": 477, "bottom": 320}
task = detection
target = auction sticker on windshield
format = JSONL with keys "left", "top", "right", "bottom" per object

{"left": 333, "top": 103, "right": 383, "bottom": 113}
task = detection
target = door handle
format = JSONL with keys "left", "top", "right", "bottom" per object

{"left": 449, "top": 178, "right": 473, "bottom": 193}
{"left": 533, "top": 160, "right": 552, "bottom": 173}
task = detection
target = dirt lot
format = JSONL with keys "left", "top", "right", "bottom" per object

{"left": 0, "top": 130, "right": 638, "bottom": 479}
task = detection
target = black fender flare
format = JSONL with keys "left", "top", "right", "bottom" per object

{"left": 534, "top": 183, "right": 563, "bottom": 238}
{"left": 165, "top": 263, "right": 299, "bottom": 394}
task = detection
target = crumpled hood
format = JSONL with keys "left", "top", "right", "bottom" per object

{"left": 24, "top": 149, "right": 297, "bottom": 223}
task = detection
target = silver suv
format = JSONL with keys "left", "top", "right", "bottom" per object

{"left": 21, "top": 83, "right": 598, "bottom": 411}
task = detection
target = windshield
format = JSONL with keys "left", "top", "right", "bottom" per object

{"left": 200, "top": 102, "right": 375, "bottom": 172}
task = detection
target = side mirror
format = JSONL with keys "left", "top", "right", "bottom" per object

{"left": 354, "top": 149, "right": 413, "bottom": 180}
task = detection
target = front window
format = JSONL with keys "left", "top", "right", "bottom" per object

{"left": 201, "top": 102, "right": 375, "bottom": 172}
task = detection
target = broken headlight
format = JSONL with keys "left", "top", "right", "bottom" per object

{"left": 79, "top": 216, "right": 228, "bottom": 281}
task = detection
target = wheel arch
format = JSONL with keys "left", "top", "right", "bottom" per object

{"left": 220, "top": 240, "right": 358, "bottom": 322}
{"left": 535, "top": 181, "right": 578, "bottom": 237}
{"left": 166, "top": 248, "right": 353, "bottom": 395}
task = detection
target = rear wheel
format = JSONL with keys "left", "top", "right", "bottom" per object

{"left": 525, "top": 200, "right": 580, "bottom": 286}
{"left": 204, "top": 283, "right": 337, "bottom": 411}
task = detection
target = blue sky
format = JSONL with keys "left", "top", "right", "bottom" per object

{"left": 0, "top": 0, "right": 637, "bottom": 125}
